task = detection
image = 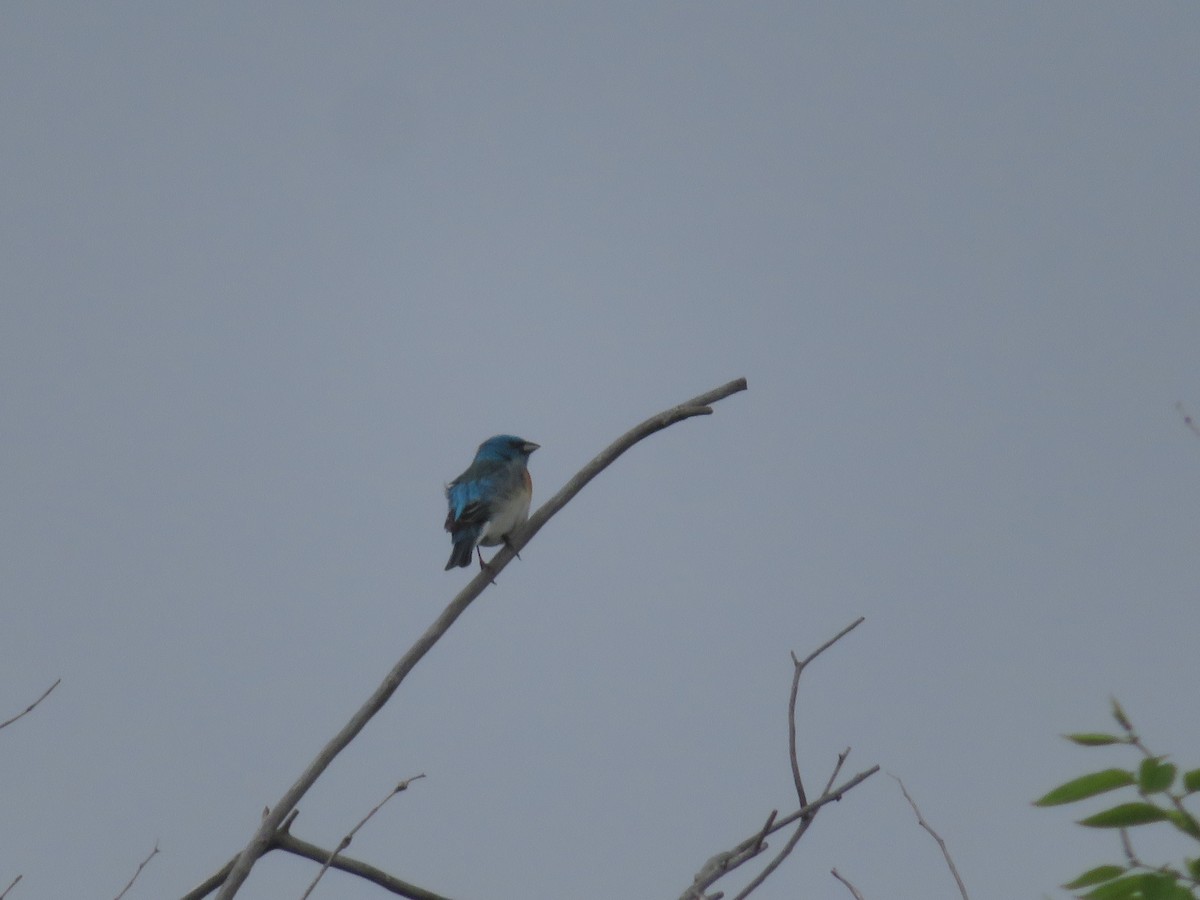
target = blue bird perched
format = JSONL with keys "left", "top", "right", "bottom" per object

{"left": 444, "top": 435, "right": 539, "bottom": 570}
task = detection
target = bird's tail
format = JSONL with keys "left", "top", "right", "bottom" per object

{"left": 445, "top": 536, "right": 476, "bottom": 570}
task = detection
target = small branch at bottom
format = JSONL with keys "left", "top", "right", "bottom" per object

{"left": 114, "top": 842, "right": 160, "bottom": 900}
{"left": 831, "top": 868, "right": 865, "bottom": 900}
{"left": 892, "top": 775, "right": 969, "bottom": 900}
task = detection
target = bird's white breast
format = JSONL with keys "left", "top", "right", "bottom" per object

{"left": 478, "top": 489, "right": 532, "bottom": 546}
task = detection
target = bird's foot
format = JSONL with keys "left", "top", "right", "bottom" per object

{"left": 477, "top": 548, "right": 498, "bottom": 584}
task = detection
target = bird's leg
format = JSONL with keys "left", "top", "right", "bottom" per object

{"left": 477, "top": 547, "right": 498, "bottom": 584}
{"left": 502, "top": 535, "right": 522, "bottom": 560}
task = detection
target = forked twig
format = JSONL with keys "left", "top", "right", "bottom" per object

{"left": 682, "top": 617, "right": 874, "bottom": 900}
{"left": 789, "top": 618, "right": 865, "bottom": 809}
{"left": 181, "top": 810, "right": 450, "bottom": 900}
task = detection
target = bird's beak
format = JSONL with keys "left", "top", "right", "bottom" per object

{"left": 523, "top": 441, "right": 540, "bottom": 454}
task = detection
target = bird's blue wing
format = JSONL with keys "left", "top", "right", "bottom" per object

{"left": 446, "top": 477, "right": 491, "bottom": 527}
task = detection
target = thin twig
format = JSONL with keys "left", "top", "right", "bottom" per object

{"left": 822, "top": 748, "right": 851, "bottom": 795}
{"left": 0, "top": 678, "right": 61, "bottom": 731}
{"left": 831, "top": 868, "right": 866, "bottom": 900}
{"left": 299, "top": 775, "right": 425, "bottom": 900}
{"left": 114, "top": 842, "right": 160, "bottom": 900}
{"left": 207, "top": 378, "right": 748, "bottom": 900}
{"left": 0, "top": 875, "right": 21, "bottom": 900}
{"left": 1118, "top": 828, "right": 1138, "bottom": 867}
{"left": 892, "top": 775, "right": 969, "bottom": 900}
{"left": 787, "top": 656, "right": 807, "bottom": 809}
{"left": 751, "top": 810, "right": 777, "bottom": 853}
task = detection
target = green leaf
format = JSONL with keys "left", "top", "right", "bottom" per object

{"left": 1166, "top": 810, "right": 1200, "bottom": 840}
{"left": 1067, "top": 733, "right": 1127, "bottom": 747}
{"left": 1139, "top": 759, "right": 1178, "bottom": 794}
{"left": 1078, "top": 802, "right": 1169, "bottom": 828}
{"left": 1138, "top": 872, "right": 1181, "bottom": 900}
{"left": 1063, "top": 865, "right": 1126, "bottom": 889}
{"left": 1083, "top": 873, "right": 1183, "bottom": 900}
{"left": 1082, "top": 874, "right": 1148, "bottom": 899}
{"left": 1182, "top": 769, "right": 1200, "bottom": 794}
{"left": 1187, "top": 857, "right": 1200, "bottom": 881}
{"left": 1036, "top": 769, "right": 1136, "bottom": 806}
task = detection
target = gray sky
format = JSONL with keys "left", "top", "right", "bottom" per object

{"left": 3, "top": 4, "right": 1199, "bottom": 899}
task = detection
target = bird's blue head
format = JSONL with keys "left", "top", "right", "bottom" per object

{"left": 475, "top": 434, "right": 540, "bottom": 463}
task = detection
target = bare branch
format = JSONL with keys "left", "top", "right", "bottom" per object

{"left": 787, "top": 657, "right": 807, "bottom": 809}
{"left": 181, "top": 858, "right": 235, "bottom": 900}
{"left": 683, "top": 618, "right": 872, "bottom": 900}
{"left": 275, "top": 830, "right": 451, "bottom": 900}
{"left": 788, "top": 618, "right": 865, "bottom": 809}
{"left": 0, "top": 678, "right": 61, "bottom": 731}
{"left": 682, "top": 764, "right": 880, "bottom": 900}
{"left": 892, "top": 776, "right": 969, "bottom": 900}
{"left": 770, "top": 765, "right": 879, "bottom": 833}
{"left": 181, "top": 814, "right": 451, "bottom": 900}
{"left": 299, "top": 775, "right": 425, "bottom": 900}
{"left": 207, "top": 379, "right": 748, "bottom": 899}
{"left": 0, "top": 875, "right": 21, "bottom": 900}
{"left": 751, "top": 810, "right": 777, "bottom": 854}
{"left": 730, "top": 817, "right": 808, "bottom": 900}
{"left": 114, "top": 842, "right": 160, "bottom": 900}
{"left": 822, "top": 748, "right": 851, "bottom": 795}
{"left": 831, "top": 868, "right": 866, "bottom": 900}
{"left": 796, "top": 617, "right": 867, "bottom": 671}
{"left": 730, "top": 752, "right": 858, "bottom": 900}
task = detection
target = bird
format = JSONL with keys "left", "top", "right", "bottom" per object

{"left": 444, "top": 435, "right": 539, "bottom": 571}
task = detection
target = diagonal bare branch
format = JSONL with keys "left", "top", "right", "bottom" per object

{"left": 0, "top": 875, "right": 21, "bottom": 900}
{"left": 275, "top": 830, "right": 451, "bottom": 900}
{"left": 208, "top": 378, "right": 748, "bottom": 899}
{"left": 831, "top": 868, "right": 865, "bottom": 900}
{"left": 892, "top": 775, "right": 969, "bottom": 900}
{"left": 1, "top": 678, "right": 61, "bottom": 731}
{"left": 114, "top": 842, "right": 160, "bottom": 900}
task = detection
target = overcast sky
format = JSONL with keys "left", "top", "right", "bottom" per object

{"left": 2, "top": 4, "right": 1199, "bottom": 899}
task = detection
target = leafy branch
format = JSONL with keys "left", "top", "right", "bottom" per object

{"left": 1035, "top": 700, "right": 1200, "bottom": 899}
